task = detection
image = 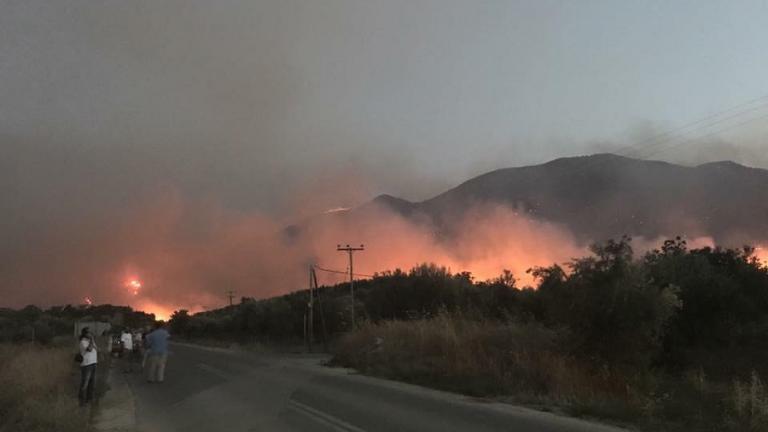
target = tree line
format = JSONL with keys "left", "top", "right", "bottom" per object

{"left": 169, "top": 236, "right": 768, "bottom": 375}
{"left": 0, "top": 304, "right": 155, "bottom": 344}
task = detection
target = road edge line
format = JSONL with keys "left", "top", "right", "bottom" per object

{"left": 287, "top": 399, "right": 366, "bottom": 432}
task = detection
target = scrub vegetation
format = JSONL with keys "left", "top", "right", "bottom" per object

{"left": 0, "top": 342, "right": 89, "bottom": 432}
{"left": 0, "top": 304, "right": 155, "bottom": 345}
{"left": 173, "top": 237, "right": 768, "bottom": 431}
{"left": 0, "top": 303, "right": 135, "bottom": 432}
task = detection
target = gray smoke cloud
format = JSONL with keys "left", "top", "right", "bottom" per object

{"left": 2, "top": 1, "right": 768, "bottom": 311}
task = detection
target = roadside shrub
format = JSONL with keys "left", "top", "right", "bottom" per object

{"left": 0, "top": 343, "right": 89, "bottom": 432}
{"left": 332, "top": 312, "right": 648, "bottom": 417}
{"left": 537, "top": 237, "right": 682, "bottom": 369}
{"left": 727, "top": 371, "right": 768, "bottom": 431}
{"left": 32, "top": 322, "right": 54, "bottom": 345}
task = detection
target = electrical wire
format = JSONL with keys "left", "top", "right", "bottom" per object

{"left": 313, "top": 265, "right": 375, "bottom": 279}
{"left": 510, "top": 94, "right": 768, "bottom": 192}
{"left": 615, "top": 94, "right": 768, "bottom": 161}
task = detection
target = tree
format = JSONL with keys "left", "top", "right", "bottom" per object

{"left": 19, "top": 305, "right": 42, "bottom": 323}
{"left": 645, "top": 242, "right": 768, "bottom": 368}
{"left": 169, "top": 310, "right": 191, "bottom": 336}
{"left": 540, "top": 237, "right": 681, "bottom": 368}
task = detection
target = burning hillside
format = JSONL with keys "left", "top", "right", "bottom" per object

{"left": 4, "top": 154, "right": 768, "bottom": 317}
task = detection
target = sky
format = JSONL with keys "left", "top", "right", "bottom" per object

{"left": 2, "top": 0, "right": 768, "bottom": 313}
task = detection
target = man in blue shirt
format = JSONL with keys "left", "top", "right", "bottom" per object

{"left": 144, "top": 322, "right": 170, "bottom": 383}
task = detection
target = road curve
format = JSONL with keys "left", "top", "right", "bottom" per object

{"left": 124, "top": 343, "right": 625, "bottom": 432}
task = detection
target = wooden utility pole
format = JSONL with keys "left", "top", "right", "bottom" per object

{"left": 311, "top": 266, "right": 329, "bottom": 352}
{"left": 307, "top": 265, "right": 315, "bottom": 352}
{"left": 225, "top": 290, "right": 236, "bottom": 307}
{"left": 336, "top": 244, "right": 364, "bottom": 327}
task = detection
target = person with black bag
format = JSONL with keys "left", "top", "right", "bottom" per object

{"left": 77, "top": 327, "right": 98, "bottom": 406}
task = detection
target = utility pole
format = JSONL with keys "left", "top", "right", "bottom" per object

{"left": 225, "top": 290, "right": 236, "bottom": 307}
{"left": 337, "top": 244, "right": 364, "bottom": 327}
{"left": 307, "top": 265, "right": 315, "bottom": 352}
{"left": 312, "top": 266, "right": 329, "bottom": 352}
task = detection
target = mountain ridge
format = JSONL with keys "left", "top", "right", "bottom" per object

{"left": 361, "top": 153, "right": 768, "bottom": 245}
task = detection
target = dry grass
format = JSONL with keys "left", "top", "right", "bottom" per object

{"left": 0, "top": 342, "right": 91, "bottom": 432}
{"left": 332, "top": 313, "right": 648, "bottom": 422}
{"left": 333, "top": 314, "right": 768, "bottom": 431}
{"left": 726, "top": 371, "right": 768, "bottom": 431}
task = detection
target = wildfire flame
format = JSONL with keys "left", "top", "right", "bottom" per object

{"left": 127, "top": 279, "right": 142, "bottom": 296}
{"left": 134, "top": 299, "right": 177, "bottom": 321}
{"left": 84, "top": 296, "right": 93, "bottom": 306}
{"left": 324, "top": 207, "right": 350, "bottom": 214}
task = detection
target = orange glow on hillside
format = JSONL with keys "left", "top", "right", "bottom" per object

{"left": 134, "top": 299, "right": 174, "bottom": 321}
{"left": 754, "top": 247, "right": 768, "bottom": 266}
{"left": 41, "top": 188, "right": 763, "bottom": 318}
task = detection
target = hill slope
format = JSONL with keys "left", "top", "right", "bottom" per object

{"left": 366, "top": 154, "right": 768, "bottom": 244}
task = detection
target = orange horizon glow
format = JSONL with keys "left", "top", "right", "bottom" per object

{"left": 753, "top": 246, "right": 768, "bottom": 267}
{"left": 130, "top": 300, "right": 207, "bottom": 322}
{"left": 133, "top": 300, "right": 173, "bottom": 321}
{"left": 121, "top": 240, "right": 766, "bottom": 320}
{"left": 77, "top": 196, "right": 768, "bottom": 321}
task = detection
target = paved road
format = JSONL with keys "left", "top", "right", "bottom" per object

{"left": 123, "top": 343, "right": 625, "bottom": 432}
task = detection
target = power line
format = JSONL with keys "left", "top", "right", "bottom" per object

{"left": 313, "top": 265, "right": 374, "bottom": 279}
{"left": 617, "top": 94, "right": 768, "bottom": 161}
{"left": 647, "top": 110, "right": 768, "bottom": 160}
{"left": 625, "top": 106, "right": 768, "bottom": 162}
{"left": 509, "top": 94, "right": 768, "bottom": 206}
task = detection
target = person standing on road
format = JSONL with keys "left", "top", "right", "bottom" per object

{"left": 140, "top": 329, "right": 149, "bottom": 368}
{"left": 132, "top": 329, "right": 143, "bottom": 367}
{"left": 145, "top": 322, "right": 170, "bottom": 383}
{"left": 120, "top": 329, "right": 134, "bottom": 372}
{"left": 78, "top": 327, "right": 98, "bottom": 406}
{"left": 132, "top": 329, "right": 142, "bottom": 352}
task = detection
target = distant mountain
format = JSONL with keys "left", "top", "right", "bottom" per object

{"left": 359, "top": 154, "right": 768, "bottom": 245}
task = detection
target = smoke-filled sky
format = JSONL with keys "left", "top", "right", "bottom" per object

{"left": 3, "top": 0, "right": 768, "bottom": 315}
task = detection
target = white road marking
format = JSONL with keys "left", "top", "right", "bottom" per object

{"left": 287, "top": 399, "right": 366, "bottom": 432}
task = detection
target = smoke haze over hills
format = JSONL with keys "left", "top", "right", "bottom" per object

{"left": 3, "top": 1, "right": 768, "bottom": 315}
{"left": 5, "top": 154, "right": 767, "bottom": 317}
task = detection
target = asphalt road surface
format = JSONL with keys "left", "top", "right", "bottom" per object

{"left": 124, "top": 343, "right": 625, "bottom": 432}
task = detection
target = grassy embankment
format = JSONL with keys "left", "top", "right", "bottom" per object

{"left": 332, "top": 314, "right": 768, "bottom": 432}
{"left": 0, "top": 338, "right": 110, "bottom": 432}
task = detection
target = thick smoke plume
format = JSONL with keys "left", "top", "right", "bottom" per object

{"left": 3, "top": 187, "right": 595, "bottom": 318}
{"left": 2, "top": 179, "right": 754, "bottom": 319}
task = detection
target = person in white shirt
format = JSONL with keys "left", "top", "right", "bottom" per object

{"left": 120, "top": 329, "right": 134, "bottom": 371}
{"left": 120, "top": 330, "right": 133, "bottom": 352}
{"left": 78, "top": 327, "right": 98, "bottom": 406}
{"left": 132, "top": 331, "right": 142, "bottom": 351}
